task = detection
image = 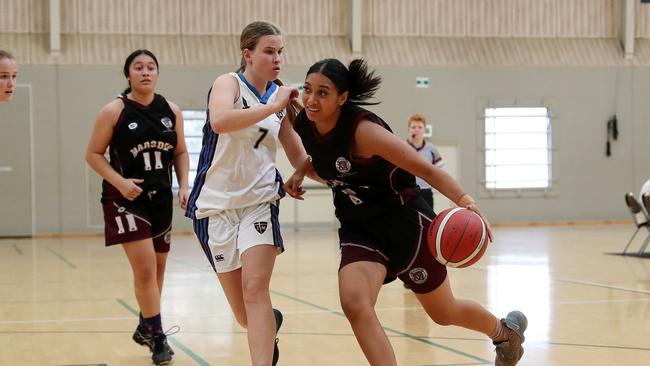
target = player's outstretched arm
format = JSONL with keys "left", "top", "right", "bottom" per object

{"left": 354, "top": 120, "right": 493, "bottom": 241}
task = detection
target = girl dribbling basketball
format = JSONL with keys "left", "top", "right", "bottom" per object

{"left": 284, "top": 58, "right": 527, "bottom": 366}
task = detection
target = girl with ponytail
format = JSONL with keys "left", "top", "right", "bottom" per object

{"left": 285, "top": 58, "right": 527, "bottom": 366}
{"left": 186, "top": 20, "right": 315, "bottom": 366}
{"left": 86, "top": 49, "right": 189, "bottom": 365}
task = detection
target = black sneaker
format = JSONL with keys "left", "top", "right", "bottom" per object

{"left": 152, "top": 333, "right": 173, "bottom": 365}
{"left": 272, "top": 308, "right": 283, "bottom": 366}
{"left": 133, "top": 323, "right": 153, "bottom": 351}
{"left": 132, "top": 324, "right": 175, "bottom": 356}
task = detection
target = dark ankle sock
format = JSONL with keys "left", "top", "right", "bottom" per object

{"left": 139, "top": 312, "right": 144, "bottom": 326}
{"left": 143, "top": 313, "right": 163, "bottom": 335}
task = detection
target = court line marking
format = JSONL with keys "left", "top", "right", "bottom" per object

{"left": 469, "top": 265, "right": 650, "bottom": 296}
{"left": 46, "top": 247, "right": 77, "bottom": 269}
{"left": 420, "top": 363, "right": 489, "bottom": 366}
{"left": 553, "top": 277, "right": 650, "bottom": 295}
{"left": 116, "top": 298, "right": 211, "bottom": 366}
{"left": 4, "top": 329, "right": 649, "bottom": 353}
{"left": 270, "top": 290, "right": 492, "bottom": 364}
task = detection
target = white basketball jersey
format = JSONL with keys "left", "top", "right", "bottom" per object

{"left": 189, "top": 73, "right": 284, "bottom": 219}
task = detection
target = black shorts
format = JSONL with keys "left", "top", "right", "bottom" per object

{"left": 419, "top": 188, "right": 434, "bottom": 211}
{"left": 101, "top": 189, "right": 173, "bottom": 253}
{"left": 338, "top": 194, "right": 447, "bottom": 294}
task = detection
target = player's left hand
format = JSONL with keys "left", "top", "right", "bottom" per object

{"left": 464, "top": 203, "right": 493, "bottom": 242}
{"left": 178, "top": 186, "right": 189, "bottom": 209}
{"left": 283, "top": 171, "right": 306, "bottom": 200}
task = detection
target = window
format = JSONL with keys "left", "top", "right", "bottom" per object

{"left": 172, "top": 110, "right": 205, "bottom": 190}
{"left": 484, "top": 107, "right": 552, "bottom": 190}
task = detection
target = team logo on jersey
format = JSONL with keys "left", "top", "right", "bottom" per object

{"left": 408, "top": 267, "right": 428, "bottom": 285}
{"left": 164, "top": 232, "right": 171, "bottom": 244}
{"left": 254, "top": 221, "right": 268, "bottom": 234}
{"left": 214, "top": 254, "right": 224, "bottom": 262}
{"left": 117, "top": 206, "right": 126, "bottom": 213}
{"left": 335, "top": 157, "right": 352, "bottom": 174}
{"left": 275, "top": 110, "right": 285, "bottom": 121}
{"left": 128, "top": 122, "right": 138, "bottom": 130}
{"left": 160, "top": 117, "right": 173, "bottom": 129}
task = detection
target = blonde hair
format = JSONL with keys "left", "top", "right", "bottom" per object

{"left": 0, "top": 50, "right": 15, "bottom": 61}
{"left": 236, "top": 21, "right": 301, "bottom": 122}
{"left": 408, "top": 114, "right": 428, "bottom": 127}
{"left": 237, "top": 21, "right": 282, "bottom": 73}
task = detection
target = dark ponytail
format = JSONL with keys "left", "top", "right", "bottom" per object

{"left": 122, "top": 49, "right": 159, "bottom": 95}
{"left": 272, "top": 78, "right": 301, "bottom": 123}
{"left": 306, "top": 58, "right": 381, "bottom": 106}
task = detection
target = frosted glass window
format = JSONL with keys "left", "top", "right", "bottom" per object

{"left": 485, "top": 108, "right": 551, "bottom": 189}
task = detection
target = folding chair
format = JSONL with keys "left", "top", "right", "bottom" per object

{"left": 639, "top": 193, "right": 650, "bottom": 255}
{"left": 623, "top": 192, "right": 650, "bottom": 254}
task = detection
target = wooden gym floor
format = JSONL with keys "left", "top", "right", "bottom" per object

{"left": 1, "top": 224, "right": 649, "bottom": 365}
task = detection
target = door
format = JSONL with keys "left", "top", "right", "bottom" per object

{"left": 0, "top": 85, "right": 33, "bottom": 237}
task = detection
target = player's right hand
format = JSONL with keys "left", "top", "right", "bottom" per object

{"left": 119, "top": 178, "right": 144, "bottom": 201}
{"left": 273, "top": 86, "right": 299, "bottom": 111}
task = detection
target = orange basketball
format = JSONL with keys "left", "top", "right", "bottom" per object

{"left": 427, "top": 207, "right": 488, "bottom": 268}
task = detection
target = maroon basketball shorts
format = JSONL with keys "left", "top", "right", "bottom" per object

{"left": 338, "top": 195, "right": 447, "bottom": 294}
{"left": 101, "top": 189, "right": 173, "bottom": 253}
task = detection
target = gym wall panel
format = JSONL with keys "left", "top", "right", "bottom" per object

{"left": 419, "top": 0, "right": 467, "bottom": 36}
{"left": 0, "top": 34, "right": 31, "bottom": 62}
{"left": 364, "top": 36, "right": 430, "bottom": 65}
{"left": 26, "top": 0, "right": 78, "bottom": 34}
{"left": 77, "top": 34, "right": 133, "bottom": 64}
{"left": 283, "top": 36, "right": 351, "bottom": 65}
{"left": 131, "top": 35, "right": 184, "bottom": 64}
{"left": 512, "top": 0, "right": 556, "bottom": 37}
{"left": 466, "top": 0, "right": 513, "bottom": 37}
{"left": 362, "top": 0, "right": 373, "bottom": 35}
{"left": 180, "top": 0, "right": 231, "bottom": 35}
{"left": 77, "top": 0, "right": 130, "bottom": 34}
{"left": 370, "top": 0, "right": 420, "bottom": 35}
{"left": 0, "top": 0, "right": 30, "bottom": 33}
{"left": 420, "top": 37, "right": 474, "bottom": 65}
{"left": 229, "top": 0, "right": 281, "bottom": 35}
{"left": 280, "top": 0, "right": 330, "bottom": 35}
{"left": 328, "top": 0, "right": 348, "bottom": 36}
{"left": 556, "top": 0, "right": 618, "bottom": 37}
{"left": 636, "top": 1, "right": 650, "bottom": 38}
{"left": 182, "top": 35, "right": 239, "bottom": 65}
{"left": 28, "top": 0, "right": 48, "bottom": 33}
{"left": 61, "top": 0, "right": 79, "bottom": 34}
{"left": 129, "top": 0, "right": 181, "bottom": 34}
{"left": 29, "top": 34, "right": 80, "bottom": 64}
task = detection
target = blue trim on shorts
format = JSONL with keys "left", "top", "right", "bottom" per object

{"left": 192, "top": 217, "right": 216, "bottom": 272}
{"left": 186, "top": 87, "right": 219, "bottom": 219}
{"left": 270, "top": 201, "right": 284, "bottom": 252}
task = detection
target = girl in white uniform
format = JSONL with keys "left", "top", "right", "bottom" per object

{"left": 0, "top": 50, "right": 17, "bottom": 103}
{"left": 186, "top": 21, "right": 310, "bottom": 366}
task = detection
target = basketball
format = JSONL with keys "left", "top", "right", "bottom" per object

{"left": 427, "top": 208, "right": 488, "bottom": 268}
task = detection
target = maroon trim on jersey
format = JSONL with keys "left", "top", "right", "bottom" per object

{"left": 406, "top": 139, "right": 426, "bottom": 151}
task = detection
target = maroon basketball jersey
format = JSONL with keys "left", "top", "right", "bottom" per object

{"left": 103, "top": 94, "right": 177, "bottom": 199}
{"left": 293, "top": 104, "right": 417, "bottom": 221}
